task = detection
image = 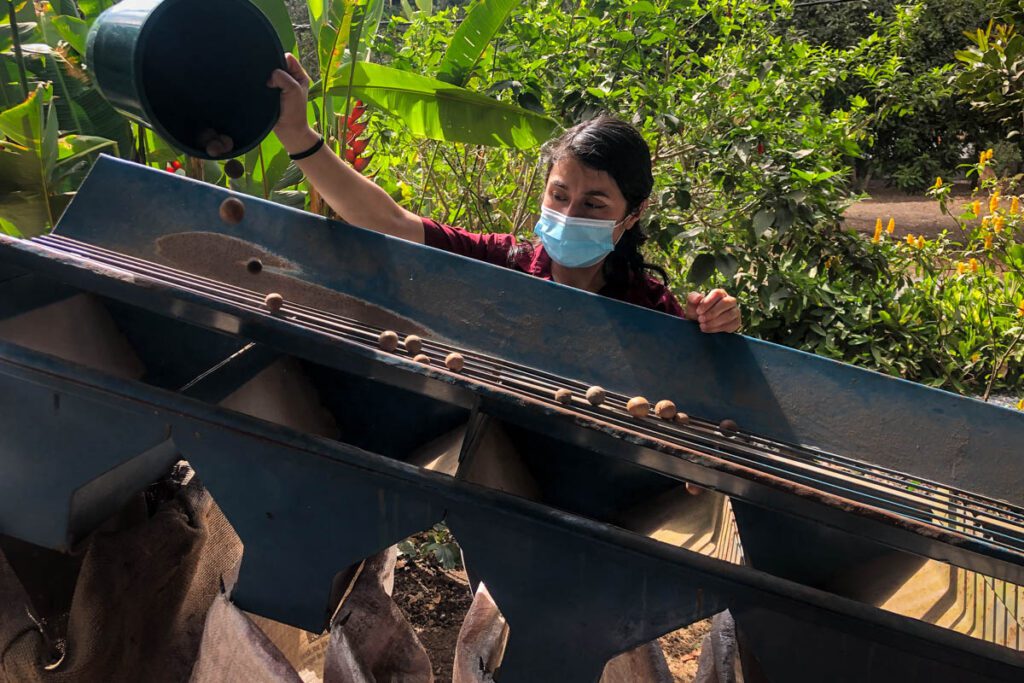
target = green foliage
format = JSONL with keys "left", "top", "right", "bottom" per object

{"left": 325, "top": 61, "right": 557, "bottom": 148}
{"left": 956, "top": 21, "right": 1024, "bottom": 145}
{"left": 397, "top": 523, "right": 462, "bottom": 570}
{"left": 782, "top": 0, "right": 1006, "bottom": 192}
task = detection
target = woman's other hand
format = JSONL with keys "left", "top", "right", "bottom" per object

{"left": 267, "top": 53, "right": 317, "bottom": 152}
{"left": 685, "top": 289, "right": 741, "bottom": 334}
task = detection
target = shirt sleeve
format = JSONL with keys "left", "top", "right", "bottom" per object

{"left": 641, "top": 278, "right": 686, "bottom": 318}
{"left": 421, "top": 218, "right": 518, "bottom": 268}
{"left": 657, "top": 289, "right": 686, "bottom": 318}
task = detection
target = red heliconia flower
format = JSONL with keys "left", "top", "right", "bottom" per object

{"left": 348, "top": 100, "right": 366, "bottom": 124}
{"left": 345, "top": 120, "right": 367, "bottom": 139}
{"left": 165, "top": 163, "right": 175, "bottom": 173}
{"left": 348, "top": 138, "right": 369, "bottom": 157}
{"left": 172, "top": 160, "right": 183, "bottom": 170}
{"left": 352, "top": 156, "right": 371, "bottom": 174}
{"left": 345, "top": 147, "right": 358, "bottom": 164}
{"left": 756, "top": 142, "right": 765, "bottom": 155}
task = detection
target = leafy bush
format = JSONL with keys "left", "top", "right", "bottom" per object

{"left": 780, "top": 0, "right": 1007, "bottom": 193}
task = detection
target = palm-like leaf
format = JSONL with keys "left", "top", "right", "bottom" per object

{"left": 326, "top": 61, "right": 558, "bottom": 149}
{"left": 438, "top": 0, "right": 520, "bottom": 87}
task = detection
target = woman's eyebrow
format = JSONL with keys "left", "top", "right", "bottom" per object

{"left": 551, "top": 179, "right": 611, "bottom": 198}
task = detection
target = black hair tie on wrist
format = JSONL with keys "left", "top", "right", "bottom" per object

{"left": 289, "top": 136, "right": 325, "bottom": 161}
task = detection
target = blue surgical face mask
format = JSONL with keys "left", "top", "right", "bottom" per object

{"left": 534, "top": 206, "right": 627, "bottom": 268}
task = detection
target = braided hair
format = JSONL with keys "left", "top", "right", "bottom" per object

{"left": 536, "top": 115, "right": 668, "bottom": 287}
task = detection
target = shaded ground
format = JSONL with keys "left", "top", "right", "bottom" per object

{"left": 392, "top": 553, "right": 709, "bottom": 682}
{"left": 842, "top": 181, "right": 977, "bottom": 238}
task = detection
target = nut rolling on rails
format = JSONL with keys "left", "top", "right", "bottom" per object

{"left": 0, "top": 156, "right": 1022, "bottom": 682}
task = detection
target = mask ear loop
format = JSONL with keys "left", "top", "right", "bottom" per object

{"left": 612, "top": 207, "right": 642, "bottom": 246}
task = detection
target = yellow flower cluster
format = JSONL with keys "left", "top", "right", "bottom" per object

{"left": 972, "top": 200, "right": 982, "bottom": 217}
{"left": 984, "top": 232, "right": 994, "bottom": 250}
{"left": 933, "top": 177, "right": 943, "bottom": 189}
{"left": 1017, "top": 398, "right": 1024, "bottom": 411}
{"left": 905, "top": 234, "right": 926, "bottom": 249}
{"left": 1012, "top": 196, "right": 1020, "bottom": 215}
{"left": 994, "top": 215, "right": 1005, "bottom": 233}
{"left": 871, "top": 217, "right": 897, "bottom": 244}
{"left": 980, "top": 148, "right": 994, "bottom": 165}
{"left": 1019, "top": 299, "right": 1024, "bottom": 317}
{"left": 970, "top": 257, "right": 980, "bottom": 273}
{"left": 957, "top": 262, "right": 968, "bottom": 275}
{"left": 990, "top": 192, "right": 1001, "bottom": 213}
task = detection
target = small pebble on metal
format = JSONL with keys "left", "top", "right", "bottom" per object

{"left": 219, "top": 197, "right": 245, "bottom": 224}
{"left": 378, "top": 330, "right": 399, "bottom": 352}
{"left": 655, "top": 400, "right": 677, "bottom": 420}
{"left": 445, "top": 352, "right": 465, "bottom": 372}
{"left": 585, "top": 386, "right": 607, "bottom": 406}
{"left": 264, "top": 292, "right": 284, "bottom": 313}
{"left": 554, "top": 388, "right": 573, "bottom": 405}
{"left": 404, "top": 335, "right": 423, "bottom": 355}
{"left": 626, "top": 397, "right": 650, "bottom": 418}
{"left": 413, "top": 354, "right": 431, "bottom": 365}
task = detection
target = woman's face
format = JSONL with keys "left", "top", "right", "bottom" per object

{"left": 542, "top": 156, "right": 638, "bottom": 242}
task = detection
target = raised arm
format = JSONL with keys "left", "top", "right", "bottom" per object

{"left": 267, "top": 54, "right": 424, "bottom": 243}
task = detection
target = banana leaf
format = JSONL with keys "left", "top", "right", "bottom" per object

{"left": 76, "top": 1, "right": 117, "bottom": 21}
{"left": 50, "top": 14, "right": 89, "bottom": 55}
{"left": 437, "top": 0, "right": 520, "bottom": 87}
{"left": 0, "top": 83, "right": 44, "bottom": 148}
{"left": 0, "top": 216, "right": 22, "bottom": 237}
{"left": 0, "top": 21, "right": 36, "bottom": 53}
{"left": 325, "top": 61, "right": 558, "bottom": 149}
{"left": 249, "top": 0, "right": 297, "bottom": 56}
{"left": 14, "top": 43, "right": 131, "bottom": 156}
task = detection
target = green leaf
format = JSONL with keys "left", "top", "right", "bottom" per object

{"left": 55, "top": 134, "right": 116, "bottom": 169}
{"left": 0, "top": 84, "right": 47, "bottom": 148}
{"left": 0, "top": 191, "right": 48, "bottom": 237}
{"left": 0, "top": 216, "right": 22, "bottom": 237}
{"left": 0, "top": 22, "right": 37, "bottom": 53}
{"left": 51, "top": 15, "right": 89, "bottom": 54}
{"left": 353, "top": 0, "right": 385, "bottom": 62}
{"left": 688, "top": 253, "right": 716, "bottom": 285}
{"left": 326, "top": 62, "right": 558, "bottom": 149}
{"left": 752, "top": 208, "right": 774, "bottom": 237}
{"left": 437, "top": 0, "right": 521, "bottom": 86}
{"left": 42, "top": 101, "right": 58, "bottom": 177}
{"left": 626, "top": 1, "right": 656, "bottom": 13}
{"left": 248, "top": 0, "right": 298, "bottom": 56}
{"left": 77, "top": 0, "right": 116, "bottom": 20}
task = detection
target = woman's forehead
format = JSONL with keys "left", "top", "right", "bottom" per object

{"left": 547, "top": 158, "right": 623, "bottom": 199}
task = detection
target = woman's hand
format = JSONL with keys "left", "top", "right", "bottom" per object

{"left": 267, "top": 53, "right": 318, "bottom": 153}
{"left": 685, "top": 289, "right": 741, "bottom": 334}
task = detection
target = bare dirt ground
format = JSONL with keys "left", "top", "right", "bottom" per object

{"left": 841, "top": 181, "right": 978, "bottom": 239}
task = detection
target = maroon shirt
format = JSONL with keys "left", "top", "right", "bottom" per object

{"left": 422, "top": 218, "right": 685, "bottom": 317}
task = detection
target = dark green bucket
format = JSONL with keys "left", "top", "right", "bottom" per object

{"left": 86, "top": 0, "right": 286, "bottom": 160}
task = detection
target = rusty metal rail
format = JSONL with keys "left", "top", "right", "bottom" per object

{"left": 32, "top": 234, "right": 1024, "bottom": 565}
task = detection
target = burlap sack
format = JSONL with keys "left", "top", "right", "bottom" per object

{"left": 0, "top": 467, "right": 242, "bottom": 683}
{"left": 323, "top": 548, "right": 433, "bottom": 683}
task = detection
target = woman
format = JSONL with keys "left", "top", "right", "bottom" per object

{"left": 267, "top": 54, "right": 741, "bottom": 333}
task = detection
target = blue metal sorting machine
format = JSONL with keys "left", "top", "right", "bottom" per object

{"left": 0, "top": 156, "right": 1022, "bottom": 681}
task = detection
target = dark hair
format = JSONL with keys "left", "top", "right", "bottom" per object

{"left": 537, "top": 115, "right": 668, "bottom": 286}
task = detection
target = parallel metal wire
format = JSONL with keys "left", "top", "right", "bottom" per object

{"left": 34, "top": 235, "right": 1024, "bottom": 559}
{"left": 31, "top": 234, "right": 1024, "bottom": 650}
